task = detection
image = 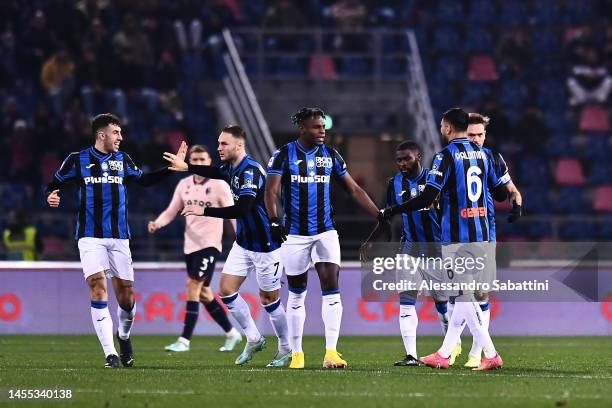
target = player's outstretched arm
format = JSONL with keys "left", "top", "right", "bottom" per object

{"left": 134, "top": 142, "right": 188, "bottom": 187}
{"left": 149, "top": 184, "right": 184, "bottom": 233}
{"left": 182, "top": 195, "right": 255, "bottom": 219}
{"left": 359, "top": 220, "right": 392, "bottom": 262}
{"left": 338, "top": 173, "right": 379, "bottom": 217}
{"left": 379, "top": 185, "right": 439, "bottom": 222}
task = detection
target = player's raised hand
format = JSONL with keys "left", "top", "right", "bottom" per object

{"left": 176, "top": 141, "right": 188, "bottom": 160}
{"left": 163, "top": 151, "right": 188, "bottom": 172}
{"left": 47, "top": 189, "right": 60, "bottom": 208}
{"left": 181, "top": 205, "right": 204, "bottom": 217}
{"left": 148, "top": 221, "right": 159, "bottom": 234}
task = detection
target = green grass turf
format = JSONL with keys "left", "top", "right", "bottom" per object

{"left": 1, "top": 336, "right": 611, "bottom": 408}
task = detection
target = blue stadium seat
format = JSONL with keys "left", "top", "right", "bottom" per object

{"left": 499, "top": 79, "right": 526, "bottom": 110}
{"left": 546, "top": 134, "right": 573, "bottom": 158}
{"left": 432, "top": 27, "right": 461, "bottom": 53}
{"left": 467, "top": 0, "right": 498, "bottom": 24}
{"left": 560, "top": 221, "right": 596, "bottom": 241}
{"left": 275, "top": 57, "right": 307, "bottom": 78}
{"left": 598, "top": 221, "right": 612, "bottom": 240}
{"left": 464, "top": 27, "right": 494, "bottom": 53}
{"left": 381, "top": 58, "right": 407, "bottom": 78}
{"left": 461, "top": 83, "right": 491, "bottom": 106}
{"left": 500, "top": 0, "right": 528, "bottom": 25}
{"left": 436, "top": 0, "right": 464, "bottom": 23}
{"left": 589, "top": 162, "right": 612, "bottom": 184}
{"left": 563, "top": 0, "right": 593, "bottom": 24}
{"left": 582, "top": 135, "right": 612, "bottom": 160}
{"left": 435, "top": 56, "right": 465, "bottom": 81}
{"left": 527, "top": 221, "right": 553, "bottom": 239}
{"left": 531, "top": 0, "right": 563, "bottom": 24}
{"left": 522, "top": 187, "right": 552, "bottom": 214}
{"left": 556, "top": 187, "right": 591, "bottom": 214}
{"left": 339, "top": 57, "right": 371, "bottom": 78}
{"left": 518, "top": 158, "right": 549, "bottom": 187}
{"left": 531, "top": 27, "right": 560, "bottom": 55}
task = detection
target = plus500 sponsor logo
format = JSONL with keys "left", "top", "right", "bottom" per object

{"left": 290, "top": 174, "right": 330, "bottom": 183}
{"left": 84, "top": 176, "right": 123, "bottom": 184}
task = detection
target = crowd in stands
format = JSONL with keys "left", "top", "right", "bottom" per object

{"left": 1, "top": 0, "right": 611, "bottom": 258}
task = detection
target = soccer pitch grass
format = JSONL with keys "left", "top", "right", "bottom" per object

{"left": 1, "top": 336, "right": 611, "bottom": 407}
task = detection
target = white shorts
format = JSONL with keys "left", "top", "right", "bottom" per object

{"left": 222, "top": 242, "right": 283, "bottom": 292}
{"left": 78, "top": 238, "right": 134, "bottom": 281}
{"left": 440, "top": 241, "right": 497, "bottom": 297}
{"left": 281, "top": 230, "right": 341, "bottom": 276}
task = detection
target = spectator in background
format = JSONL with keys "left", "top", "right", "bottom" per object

{"left": 513, "top": 105, "right": 549, "bottom": 155}
{"left": 113, "top": 14, "right": 154, "bottom": 90}
{"left": 263, "top": 0, "right": 307, "bottom": 28}
{"left": 156, "top": 49, "right": 184, "bottom": 122}
{"left": 9, "top": 120, "right": 36, "bottom": 182}
{"left": 141, "top": 129, "right": 173, "bottom": 171}
{"left": 498, "top": 29, "right": 532, "bottom": 76}
{"left": 63, "top": 99, "right": 90, "bottom": 144}
{"left": 22, "top": 9, "right": 56, "bottom": 77}
{"left": 75, "top": 0, "right": 112, "bottom": 27}
{"left": 330, "top": 0, "right": 368, "bottom": 52}
{"left": 604, "top": 25, "right": 612, "bottom": 70}
{"left": 2, "top": 210, "right": 42, "bottom": 261}
{"left": 566, "top": 47, "right": 612, "bottom": 106}
{"left": 40, "top": 47, "right": 75, "bottom": 117}
{"left": 173, "top": 0, "right": 203, "bottom": 52}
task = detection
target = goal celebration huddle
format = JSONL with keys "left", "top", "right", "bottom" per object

{"left": 46, "top": 107, "right": 522, "bottom": 371}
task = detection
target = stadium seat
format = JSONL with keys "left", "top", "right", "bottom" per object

{"left": 41, "top": 154, "right": 61, "bottom": 185}
{"left": 582, "top": 135, "right": 612, "bottom": 160}
{"left": 309, "top": 55, "right": 338, "bottom": 80}
{"left": 589, "top": 162, "right": 612, "bottom": 184}
{"left": 381, "top": 58, "right": 407, "bottom": 78}
{"left": 436, "top": 0, "right": 464, "bottom": 23}
{"left": 522, "top": 187, "right": 552, "bottom": 214}
{"left": 432, "top": 27, "right": 461, "bottom": 52}
{"left": 598, "top": 221, "right": 612, "bottom": 239}
{"left": 500, "top": 0, "right": 528, "bottom": 24}
{"left": 467, "top": 0, "right": 498, "bottom": 23}
{"left": 464, "top": 27, "right": 494, "bottom": 53}
{"left": 436, "top": 56, "right": 465, "bottom": 81}
{"left": 593, "top": 185, "right": 612, "bottom": 212}
{"left": 339, "top": 57, "right": 371, "bottom": 78}
{"left": 518, "top": 158, "right": 550, "bottom": 187}
{"left": 42, "top": 236, "right": 67, "bottom": 260}
{"left": 461, "top": 83, "right": 491, "bottom": 106}
{"left": 579, "top": 105, "right": 610, "bottom": 133}
{"left": 554, "top": 158, "right": 586, "bottom": 186}
{"left": 560, "top": 221, "right": 596, "bottom": 241}
{"left": 531, "top": 0, "right": 563, "bottom": 24}
{"left": 531, "top": 27, "right": 560, "bottom": 55}
{"left": 556, "top": 187, "right": 590, "bottom": 214}
{"left": 467, "top": 55, "right": 499, "bottom": 82}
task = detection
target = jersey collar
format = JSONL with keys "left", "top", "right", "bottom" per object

{"left": 294, "top": 140, "right": 319, "bottom": 155}
{"left": 450, "top": 137, "right": 469, "bottom": 144}
{"left": 90, "top": 146, "right": 113, "bottom": 160}
{"left": 230, "top": 155, "right": 249, "bottom": 175}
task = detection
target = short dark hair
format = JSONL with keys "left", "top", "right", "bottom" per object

{"left": 442, "top": 108, "right": 469, "bottom": 132}
{"left": 92, "top": 113, "right": 121, "bottom": 139}
{"left": 396, "top": 140, "right": 422, "bottom": 155}
{"left": 291, "top": 107, "right": 325, "bottom": 126}
{"left": 188, "top": 144, "right": 210, "bottom": 156}
{"left": 468, "top": 112, "right": 490, "bottom": 127}
{"left": 222, "top": 125, "right": 246, "bottom": 140}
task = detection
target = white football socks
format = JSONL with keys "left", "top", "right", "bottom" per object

{"left": 321, "top": 291, "right": 343, "bottom": 350}
{"left": 399, "top": 304, "right": 418, "bottom": 357}
{"left": 90, "top": 300, "right": 118, "bottom": 357}
{"left": 287, "top": 288, "right": 307, "bottom": 353}
{"left": 439, "top": 299, "right": 496, "bottom": 359}
{"left": 117, "top": 302, "right": 136, "bottom": 340}
{"left": 220, "top": 293, "right": 261, "bottom": 343}
{"left": 468, "top": 301, "right": 491, "bottom": 359}
{"left": 263, "top": 299, "right": 290, "bottom": 352}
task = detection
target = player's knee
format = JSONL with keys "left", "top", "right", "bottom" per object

{"left": 199, "top": 287, "right": 214, "bottom": 303}
{"left": 259, "top": 290, "right": 279, "bottom": 305}
{"left": 90, "top": 287, "right": 107, "bottom": 300}
{"left": 474, "top": 291, "right": 488, "bottom": 302}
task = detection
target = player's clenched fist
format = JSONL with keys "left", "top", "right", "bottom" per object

{"left": 47, "top": 189, "right": 60, "bottom": 207}
{"left": 148, "top": 221, "right": 159, "bottom": 234}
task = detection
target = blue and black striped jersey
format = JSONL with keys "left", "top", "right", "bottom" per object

{"left": 426, "top": 138, "right": 502, "bottom": 243}
{"left": 219, "top": 155, "right": 279, "bottom": 253}
{"left": 482, "top": 147, "right": 512, "bottom": 242}
{"left": 53, "top": 147, "right": 143, "bottom": 240}
{"left": 386, "top": 169, "right": 441, "bottom": 243}
{"left": 267, "top": 141, "right": 347, "bottom": 236}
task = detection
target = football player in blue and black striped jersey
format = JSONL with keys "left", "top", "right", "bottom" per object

{"left": 163, "top": 125, "right": 291, "bottom": 368}
{"left": 379, "top": 108, "right": 507, "bottom": 370}
{"left": 46, "top": 113, "right": 187, "bottom": 368}
{"left": 265, "top": 107, "right": 379, "bottom": 369}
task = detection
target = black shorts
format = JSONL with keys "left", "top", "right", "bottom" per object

{"left": 184, "top": 247, "right": 221, "bottom": 285}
